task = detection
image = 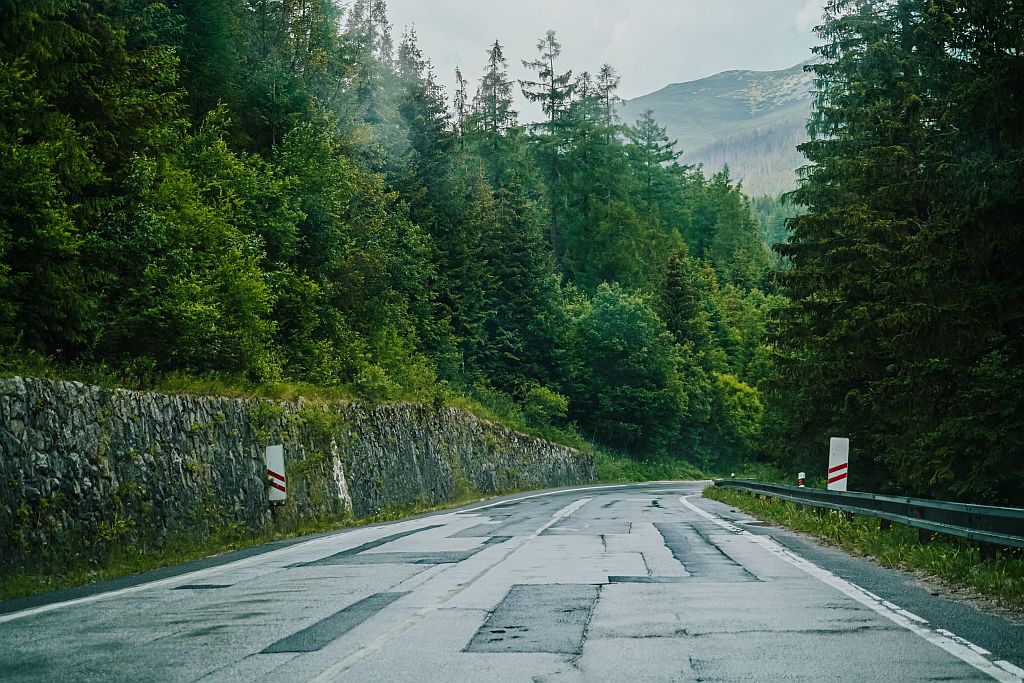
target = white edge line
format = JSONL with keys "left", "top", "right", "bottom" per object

{"left": 996, "top": 662, "right": 1024, "bottom": 678}
{"left": 680, "top": 495, "right": 1022, "bottom": 683}
{"left": 0, "top": 482, "right": 702, "bottom": 624}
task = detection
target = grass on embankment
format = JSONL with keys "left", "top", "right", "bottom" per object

{"left": 593, "top": 449, "right": 709, "bottom": 483}
{"left": 703, "top": 486, "right": 1024, "bottom": 612}
{"left": 0, "top": 349, "right": 594, "bottom": 453}
{"left": 0, "top": 490, "right": 509, "bottom": 602}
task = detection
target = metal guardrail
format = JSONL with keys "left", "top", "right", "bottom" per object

{"left": 713, "top": 479, "right": 1024, "bottom": 549}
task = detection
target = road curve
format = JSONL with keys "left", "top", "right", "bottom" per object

{"left": 1, "top": 482, "right": 1022, "bottom": 682}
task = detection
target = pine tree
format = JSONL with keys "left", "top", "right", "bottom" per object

{"left": 659, "top": 244, "right": 712, "bottom": 352}
{"left": 0, "top": 1, "right": 95, "bottom": 348}
{"left": 453, "top": 67, "right": 469, "bottom": 141}
{"left": 520, "top": 30, "right": 574, "bottom": 130}
{"left": 343, "top": 0, "right": 397, "bottom": 129}
{"left": 595, "top": 64, "right": 622, "bottom": 132}
{"left": 627, "top": 109, "right": 680, "bottom": 205}
{"left": 469, "top": 40, "right": 520, "bottom": 186}
{"left": 345, "top": 0, "right": 393, "bottom": 67}
{"left": 174, "top": 0, "right": 245, "bottom": 118}
{"left": 474, "top": 41, "right": 518, "bottom": 139}
{"left": 519, "top": 31, "right": 575, "bottom": 265}
{"left": 771, "top": 0, "right": 1024, "bottom": 503}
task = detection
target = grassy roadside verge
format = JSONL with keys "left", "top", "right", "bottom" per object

{"left": 703, "top": 486, "right": 1024, "bottom": 612}
{"left": 594, "top": 449, "right": 708, "bottom": 483}
{"left": 0, "top": 489, "right": 506, "bottom": 602}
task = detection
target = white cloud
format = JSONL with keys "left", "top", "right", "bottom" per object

{"left": 795, "top": 0, "right": 822, "bottom": 34}
{"left": 385, "top": 0, "right": 819, "bottom": 120}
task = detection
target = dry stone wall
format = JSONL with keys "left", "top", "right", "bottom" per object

{"left": 0, "top": 377, "right": 595, "bottom": 574}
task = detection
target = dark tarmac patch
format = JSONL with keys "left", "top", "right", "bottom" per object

{"left": 306, "top": 536, "right": 511, "bottom": 565}
{"left": 173, "top": 584, "right": 232, "bottom": 590}
{"left": 654, "top": 523, "right": 758, "bottom": 582}
{"left": 295, "top": 525, "right": 445, "bottom": 567}
{"left": 607, "top": 576, "right": 690, "bottom": 584}
{"left": 451, "top": 522, "right": 519, "bottom": 537}
{"left": 261, "top": 592, "right": 408, "bottom": 653}
{"left": 185, "top": 625, "right": 232, "bottom": 637}
{"left": 465, "top": 584, "right": 599, "bottom": 655}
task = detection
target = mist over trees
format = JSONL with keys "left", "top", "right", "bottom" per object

{"left": 0, "top": 0, "right": 774, "bottom": 473}
{"left": 2, "top": 0, "right": 1019, "bottom": 504}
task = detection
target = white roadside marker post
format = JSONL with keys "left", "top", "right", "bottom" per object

{"left": 798, "top": 472, "right": 805, "bottom": 488}
{"left": 827, "top": 437, "right": 849, "bottom": 492}
{"left": 265, "top": 444, "right": 287, "bottom": 504}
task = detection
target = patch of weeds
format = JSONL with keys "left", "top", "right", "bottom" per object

{"left": 594, "top": 448, "right": 708, "bottom": 483}
{"left": 289, "top": 405, "right": 349, "bottom": 445}
{"left": 249, "top": 401, "right": 286, "bottom": 444}
{"left": 451, "top": 468, "right": 473, "bottom": 500}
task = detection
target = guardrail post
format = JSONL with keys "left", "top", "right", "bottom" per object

{"left": 844, "top": 511, "right": 854, "bottom": 523}
{"left": 913, "top": 506, "right": 931, "bottom": 544}
{"left": 979, "top": 543, "right": 998, "bottom": 562}
{"left": 879, "top": 519, "right": 891, "bottom": 532}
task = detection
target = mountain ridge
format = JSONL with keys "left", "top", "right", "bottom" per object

{"left": 620, "top": 60, "right": 815, "bottom": 197}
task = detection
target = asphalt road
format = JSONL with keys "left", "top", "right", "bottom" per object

{"left": 2, "top": 482, "right": 1022, "bottom": 682}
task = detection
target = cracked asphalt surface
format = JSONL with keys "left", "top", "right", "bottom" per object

{"left": 1, "top": 482, "right": 1021, "bottom": 681}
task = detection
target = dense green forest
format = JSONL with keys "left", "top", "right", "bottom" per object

{"left": 1, "top": 0, "right": 1021, "bottom": 505}
{"left": 0, "top": 0, "right": 776, "bottom": 473}
{"left": 768, "top": 0, "right": 1024, "bottom": 505}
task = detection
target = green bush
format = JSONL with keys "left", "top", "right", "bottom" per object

{"left": 353, "top": 365, "right": 400, "bottom": 402}
{"left": 522, "top": 385, "right": 569, "bottom": 428}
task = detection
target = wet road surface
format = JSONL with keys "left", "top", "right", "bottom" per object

{"left": 2, "top": 482, "right": 1022, "bottom": 682}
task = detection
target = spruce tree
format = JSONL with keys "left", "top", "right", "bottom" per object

{"left": 627, "top": 110, "right": 680, "bottom": 205}
{"left": 521, "top": 30, "right": 574, "bottom": 264}
{"left": 471, "top": 40, "right": 518, "bottom": 182}
{"left": 772, "top": 0, "right": 1024, "bottom": 503}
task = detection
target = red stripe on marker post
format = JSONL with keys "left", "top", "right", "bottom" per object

{"left": 267, "top": 468, "right": 286, "bottom": 483}
{"left": 827, "top": 472, "right": 848, "bottom": 485}
{"left": 827, "top": 463, "right": 848, "bottom": 475}
{"left": 269, "top": 480, "right": 287, "bottom": 493}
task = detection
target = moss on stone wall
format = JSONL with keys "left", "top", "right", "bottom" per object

{"left": 0, "top": 377, "right": 596, "bottom": 579}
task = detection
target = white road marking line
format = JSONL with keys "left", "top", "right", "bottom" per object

{"left": 937, "top": 628, "right": 992, "bottom": 655}
{"left": 996, "top": 662, "right": 1024, "bottom": 678}
{"left": 0, "top": 517, "right": 456, "bottom": 625}
{"left": 680, "top": 495, "right": 1022, "bottom": 683}
{"left": 454, "top": 481, "right": 707, "bottom": 515}
{"left": 306, "top": 497, "right": 595, "bottom": 682}
{"left": 0, "top": 482, "right": 702, "bottom": 625}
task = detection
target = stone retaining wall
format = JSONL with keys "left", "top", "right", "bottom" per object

{"left": 0, "top": 377, "right": 595, "bottom": 573}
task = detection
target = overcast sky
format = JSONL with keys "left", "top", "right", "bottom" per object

{"left": 386, "top": 0, "right": 822, "bottom": 119}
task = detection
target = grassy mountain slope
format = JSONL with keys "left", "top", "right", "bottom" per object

{"left": 620, "top": 61, "right": 813, "bottom": 196}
